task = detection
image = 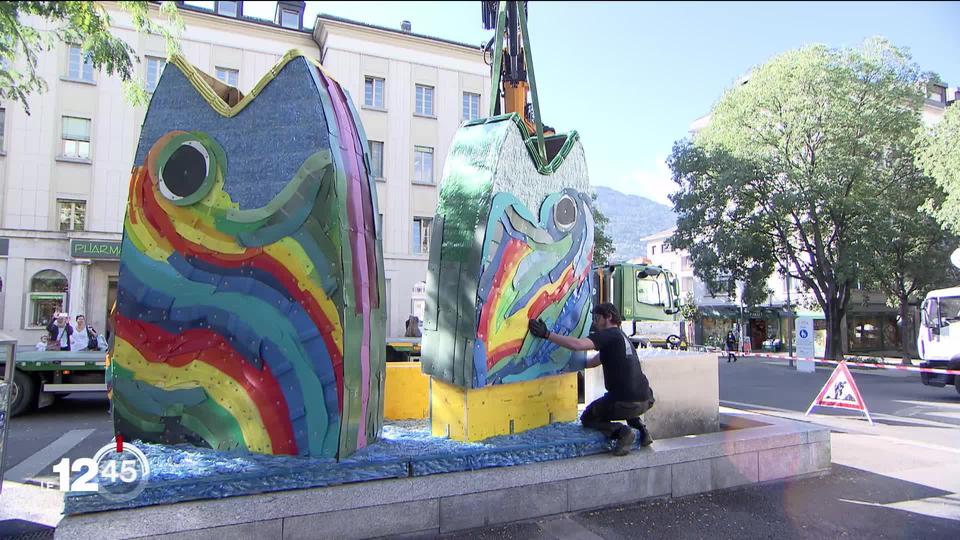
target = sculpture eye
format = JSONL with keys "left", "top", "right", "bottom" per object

{"left": 554, "top": 194, "right": 577, "bottom": 232}
{"left": 156, "top": 136, "right": 217, "bottom": 205}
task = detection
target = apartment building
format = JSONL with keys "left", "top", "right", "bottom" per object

{"left": 0, "top": 1, "right": 488, "bottom": 343}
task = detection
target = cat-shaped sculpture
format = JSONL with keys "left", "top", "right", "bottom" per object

{"left": 111, "top": 50, "right": 385, "bottom": 460}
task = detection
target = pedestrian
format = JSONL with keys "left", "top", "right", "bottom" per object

{"left": 726, "top": 330, "right": 737, "bottom": 363}
{"left": 404, "top": 315, "right": 422, "bottom": 338}
{"left": 528, "top": 303, "right": 655, "bottom": 456}
{"left": 71, "top": 314, "right": 101, "bottom": 351}
{"left": 35, "top": 335, "right": 49, "bottom": 351}
{"left": 46, "top": 312, "right": 74, "bottom": 351}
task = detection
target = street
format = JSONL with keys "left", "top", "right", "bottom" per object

{"left": 3, "top": 358, "right": 960, "bottom": 538}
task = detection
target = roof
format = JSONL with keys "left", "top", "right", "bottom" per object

{"left": 174, "top": 2, "right": 312, "bottom": 34}
{"left": 315, "top": 13, "right": 483, "bottom": 51}
{"left": 639, "top": 227, "right": 677, "bottom": 242}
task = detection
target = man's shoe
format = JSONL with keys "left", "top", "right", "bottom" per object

{"left": 612, "top": 428, "right": 636, "bottom": 456}
{"left": 639, "top": 428, "right": 654, "bottom": 447}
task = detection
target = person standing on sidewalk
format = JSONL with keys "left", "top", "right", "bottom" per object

{"left": 726, "top": 330, "right": 738, "bottom": 363}
{"left": 528, "top": 303, "right": 655, "bottom": 456}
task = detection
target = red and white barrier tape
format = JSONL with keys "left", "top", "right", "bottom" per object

{"left": 718, "top": 351, "right": 960, "bottom": 375}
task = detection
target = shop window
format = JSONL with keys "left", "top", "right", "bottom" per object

{"left": 28, "top": 270, "right": 68, "bottom": 328}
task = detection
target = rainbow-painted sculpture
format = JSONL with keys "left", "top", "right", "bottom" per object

{"left": 110, "top": 50, "right": 385, "bottom": 459}
{"left": 422, "top": 113, "right": 593, "bottom": 389}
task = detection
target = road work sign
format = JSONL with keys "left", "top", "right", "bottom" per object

{"left": 805, "top": 361, "right": 873, "bottom": 425}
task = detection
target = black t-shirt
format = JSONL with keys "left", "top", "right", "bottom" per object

{"left": 589, "top": 327, "right": 651, "bottom": 402}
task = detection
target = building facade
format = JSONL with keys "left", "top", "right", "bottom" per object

{"left": 0, "top": 1, "right": 488, "bottom": 344}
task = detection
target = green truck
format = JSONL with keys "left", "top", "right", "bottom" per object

{"left": 1, "top": 349, "right": 108, "bottom": 416}
{"left": 592, "top": 263, "right": 686, "bottom": 349}
{"left": 2, "top": 338, "right": 424, "bottom": 417}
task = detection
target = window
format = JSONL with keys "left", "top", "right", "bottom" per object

{"left": 662, "top": 243, "right": 672, "bottom": 253}
{"left": 58, "top": 199, "right": 86, "bottom": 231}
{"left": 462, "top": 92, "right": 480, "bottom": 121}
{"left": 215, "top": 67, "right": 239, "bottom": 87}
{"left": 61, "top": 116, "right": 91, "bottom": 159}
{"left": 412, "top": 217, "right": 433, "bottom": 254}
{"left": 29, "top": 270, "right": 68, "bottom": 328}
{"left": 927, "top": 84, "right": 946, "bottom": 104}
{"left": 364, "top": 77, "right": 384, "bottom": 109}
{"left": 413, "top": 146, "right": 434, "bottom": 184}
{"left": 216, "top": 0, "right": 238, "bottom": 17}
{"left": 0, "top": 108, "right": 5, "bottom": 150}
{"left": 637, "top": 270, "right": 669, "bottom": 307}
{"left": 682, "top": 277, "right": 695, "bottom": 296}
{"left": 67, "top": 45, "right": 94, "bottom": 82}
{"left": 280, "top": 9, "right": 300, "bottom": 29}
{"left": 369, "top": 140, "right": 384, "bottom": 179}
{"left": 651, "top": 245, "right": 658, "bottom": 255}
{"left": 146, "top": 56, "right": 166, "bottom": 91}
{"left": 415, "top": 84, "right": 434, "bottom": 116}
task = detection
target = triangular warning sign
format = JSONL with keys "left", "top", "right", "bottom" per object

{"left": 805, "top": 361, "right": 874, "bottom": 425}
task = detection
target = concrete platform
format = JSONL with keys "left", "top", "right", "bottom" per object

{"left": 55, "top": 411, "right": 830, "bottom": 539}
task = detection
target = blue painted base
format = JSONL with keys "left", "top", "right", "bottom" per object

{"left": 64, "top": 421, "right": 619, "bottom": 515}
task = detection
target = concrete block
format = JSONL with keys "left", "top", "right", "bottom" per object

{"left": 811, "top": 440, "right": 831, "bottom": 471}
{"left": 567, "top": 465, "right": 671, "bottom": 512}
{"left": 758, "top": 443, "right": 828, "bottom": 482}
{"left": 584, "top": 352, "right": 719, "bottom": 439}
{"left": 438, "top": 481, "right": 567, "bottom": 533}
{"left": 134, "top": 519, "right": 281, "bottom": 540}
{"left": 671, "top": 459, "right": 712, "bottom": 497}
{"left": 282, "top": 500, "right": 439, "bottom": 540}
{"left": 731, "top": 429, "right": 804, "bottom": 454}
{"left": 711, "top": 452, "right": 758, "bottom": 490}
{"left": 806, "top": 428, "right": 832, "bottom": 444}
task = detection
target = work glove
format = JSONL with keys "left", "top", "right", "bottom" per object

{"left": 528, "top": 318, "right": 551, "bottom": 339}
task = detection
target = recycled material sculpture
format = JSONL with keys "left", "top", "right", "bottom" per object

{"left": 110, "top": 50, "right": 386, "bottom": 459}
{"left": 420, "top": 116, "right": 593, "bottom": 387}
{"left": 421, "top": 2, "right": 594, "bottom": 440}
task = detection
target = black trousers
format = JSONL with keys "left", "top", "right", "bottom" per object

{"left": 581, "top": 393, "right": 654, "bottom": 439}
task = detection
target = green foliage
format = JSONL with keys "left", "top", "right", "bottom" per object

{"left": 0, "top": 1, "right": 183, "bottom": 114}
{"left": 917, "top": 104, "right": 960, "bottom": 235}
{"left": 669, "top": 38, "right": 930, "bottom": 358}
{"left": 591, "top": 191, "right": 614, "bottom": 266}
{"left": 678, "top": 292, "right": 699, "bottom": 321}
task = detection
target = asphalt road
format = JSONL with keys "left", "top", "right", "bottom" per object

{"left": 2, "top": 357, "right": 960, "bottom": 538}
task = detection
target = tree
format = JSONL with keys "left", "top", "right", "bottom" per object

{"left": 860, "top": 157, "right": 960, "bottom": 363}
{"left": 591, "top": 191, "right": 615, "bottom": 266}
{"left": 669, "top": 38, "right": 929, "bottom": 359}
{"left": 917, "top": 103, "right": 960, "bottom": 235}
{"left": 0, "top": 1, "right": 183, "bottom": 114}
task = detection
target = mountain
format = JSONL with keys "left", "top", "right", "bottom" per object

{"left": 593, "top": 186, "right": 676, "bottom": 262}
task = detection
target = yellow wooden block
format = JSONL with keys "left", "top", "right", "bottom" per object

{"left": 430, "top": 372, "right": 578, "bottom": 441}
{"left": 384, "top": 362, "right": 431, "bottom": 420}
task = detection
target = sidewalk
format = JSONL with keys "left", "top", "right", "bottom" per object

{"left": 436, "top": 405, "right": 960, "bottom": 540}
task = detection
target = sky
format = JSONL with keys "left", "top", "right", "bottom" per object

{"left": 214, "top": 1, "right": 960, "bottom": 206}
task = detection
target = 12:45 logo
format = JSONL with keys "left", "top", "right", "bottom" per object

{"left": 52, "top": 438, "right": 150, "bottom": 502}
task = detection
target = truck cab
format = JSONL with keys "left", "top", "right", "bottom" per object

{"left": 918, "top": 286, "right": 960, "bottom": 393}
{"left": 592, "top": 263, "right": 684, "bottom": 349}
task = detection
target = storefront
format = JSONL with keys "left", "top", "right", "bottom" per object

{"left": 0, "top": 232, "right": 120, "bottom": 345}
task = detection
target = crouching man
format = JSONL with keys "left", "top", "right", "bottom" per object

{"left": 528, "top": 303, "right": 655, "bottom": 456}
